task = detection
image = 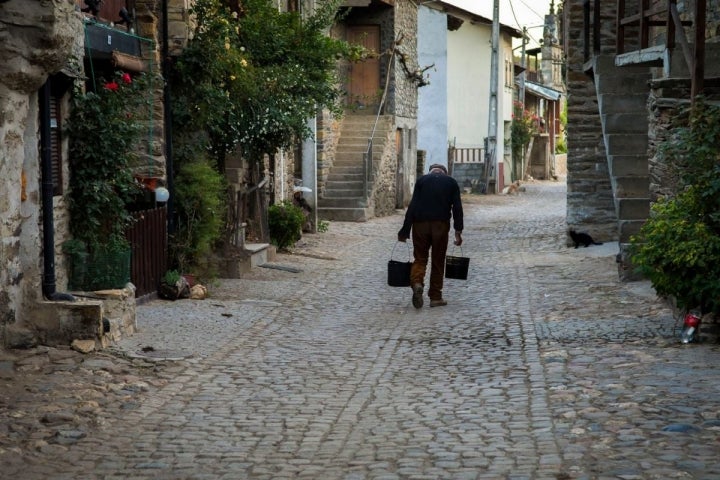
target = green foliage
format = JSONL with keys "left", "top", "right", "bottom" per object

{"left": 171, "top": 160, "right": 227, "bottom": 274}
{"left": 171, "top": 0, "right": 350, "bottom": 163}
{"left": 555, "top": 102, "right": 568, "bottom": 154}
{"left": 163, "top": 269, "right": 181, "bottom": 285}
{"left": 510, "top": 101, "right": 538, "bottom": 180}
{"left": 66, "top": 71, "right": 151, "bottom": 252}
{"left": 317, "top": 219, "right": 330, "bottom": 233}
{"left": 268, "top": 201, "right": 304, "bottom": 250}
{"left": 631, "top": 98, "right": 720, "bottom": 314}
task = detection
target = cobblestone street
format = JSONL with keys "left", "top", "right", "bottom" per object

{"left": 2, "top": 180, "right": 720, "bottom": 479}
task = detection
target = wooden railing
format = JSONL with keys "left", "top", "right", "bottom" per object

{"left": 447, "top": 147, "right": 485, "bottom": 176}
{"left": 583, "top": 1, "right": 707, "bottom": 98}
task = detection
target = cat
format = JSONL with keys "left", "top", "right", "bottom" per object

{"left": 569, "top": 230, "right": 603, "bottom": 248}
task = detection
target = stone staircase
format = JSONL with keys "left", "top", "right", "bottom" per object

{"left": 592, "top": 55, "right": 652, "bottom": 277}
{"left": 317, "top": 114, "right": 392, "bottom": 222}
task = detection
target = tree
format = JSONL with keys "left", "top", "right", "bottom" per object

{"left": 169, "top": 0, "right": 353, "bottom": 272}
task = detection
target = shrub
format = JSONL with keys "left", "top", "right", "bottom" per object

{"left": 631, "top": 98, "right": 720, "bottom": 314}
{"left": 632, "top": 189, "right": 720, "bottom": 314}
{"left": 268, "top": 201, "right": 304, "bottom": 250}
{"left": 171, "top": 160, "right": 227, "bottom": 275}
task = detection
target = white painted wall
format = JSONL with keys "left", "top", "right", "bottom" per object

{"left": 447, "top": 24, "right": 514, "bottom": 185}
{"left": 417, "top": 4, "right": 518, "bottom": 188}
{"left": 417, "top": 6, "right": 448, "bottom": 169}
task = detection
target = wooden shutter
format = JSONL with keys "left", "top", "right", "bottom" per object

{"left": 49, "top": 95, "right": 63, "bottom": 196}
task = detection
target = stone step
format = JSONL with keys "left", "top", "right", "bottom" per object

{"left": 317, "top": 197, "right": 367, "bottom": 208}
{"left": 324, "top": 188, "right": 366, "bottom": 198}
{"left": 337, "top": 138, "right": 386, "bottom": 148}
{"left": 608, "top": 155, "right": 649, "bottom": 178}
{"left": 611, "top": 175, "right": 649, "bottom": 198}
{"left": 605, "top": 134, "right": 648, "bottom": 155}
{"left": 602, "top": 113, "right": 648, "bottom": 134}
{"left": 329, "top": 165, "right": 364, "bottom": 175}
{"left": 618, "top": 219, "right": 646, "bottom": 243}
{"left": 336, "top": 144, "right": 385, "bottom": 154}
{"left": 616, "top": 197, "right": 650, "bottom": 220}
{"left": 332, "top": 157, "right": 380, "bottom": 166}
{"left": 595, "top": 71, "right": 652, "bottom": 95}
{"left": 222, "top": 243, "right": 275, "bottom": 277}
{"left": 325, "top": 179, "right": 365, "bottom": 189}
{"left": 332, "top": 156, "right": 367, "bottom": 165}
{"left": 317, "top": 207, "right": 370, "bottom": 222}
{"left": 597, "top": 93, "right": 648, "bottom": 113}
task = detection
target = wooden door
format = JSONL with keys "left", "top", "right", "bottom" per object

{"left": 348, "top": 25, "right": 381, "bottom": 108}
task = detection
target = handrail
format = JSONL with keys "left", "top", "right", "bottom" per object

{"left": 363, "top": 41, "right": 397, "bottom": 196}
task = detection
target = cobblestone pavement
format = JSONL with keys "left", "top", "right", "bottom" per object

{"left": 3, "top": 180, "right": 720, "bottom": 480}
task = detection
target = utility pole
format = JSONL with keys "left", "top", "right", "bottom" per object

{"left": 484, "top": 0, "right": 500, "bottom": 194}
{"left": 520, "top": 26, "right": 527, "bottom": 109}
{"left": 519, "top": 26, "right": 527, "bottom": 180}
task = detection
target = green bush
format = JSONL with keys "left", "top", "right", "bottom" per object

{"left": 632, "top": 189, "right": 720, "bottom": 314}
{"left": 171, "top": 160, "right": 227, "bottom": 275}
{"left": 630, "top": 98, "right": 720, "bottom": 314}
{"left": 268, "top": 201, "right": 304, "bottom": 250}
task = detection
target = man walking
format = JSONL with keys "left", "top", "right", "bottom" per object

{"left": 398, "top": 163, "right": 463, "bottom": 308}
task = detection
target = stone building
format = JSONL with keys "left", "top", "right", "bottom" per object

{"left": 561, "top": 0, "right": 720, "bottom": 279}
{"left": 0, "top": 0, "right": 193, "bottom": 349}
{"left": 316, "top": 0, "right": 420, "bottom": 222}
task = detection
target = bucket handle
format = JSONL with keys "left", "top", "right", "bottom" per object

{"left": 390, "top": 241, "right": 412, "bottom": 262}
{"left": 447, "top": 245, "right": 463, "bottom": 257}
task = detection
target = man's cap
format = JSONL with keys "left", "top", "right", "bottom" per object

{"left": 428, "top": 163, "right": 447, "bottom": 174}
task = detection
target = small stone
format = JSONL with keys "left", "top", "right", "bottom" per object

{"left": 661, "top": 423, "right": 701, "bottom": 433}
{"left": 41, "top": 411, "right": 77, "bottom": 425}
{"left": 71, "top": 339, "right": 96, "bottom": 354}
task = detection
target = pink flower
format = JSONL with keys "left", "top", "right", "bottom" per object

{"left": 104, "top": 81, "right": 119, "bottom": 92}
{"left": 121, "top": 73, "right": 132, "bottom": 84}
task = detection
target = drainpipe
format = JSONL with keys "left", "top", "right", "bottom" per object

{"left": 39, "top": 80, "right": 75, "bottom": 302}
{"left": 162, "top": 0, "right": 175, "bottom": 234}
{"left": 39, "top": 80, "right": 57, "bottom": 299}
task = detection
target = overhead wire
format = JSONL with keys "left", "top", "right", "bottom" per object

{"left": 507, "top": 0, "right": 546, "bottom": 46}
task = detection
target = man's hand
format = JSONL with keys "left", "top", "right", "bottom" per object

{"left": 454, "top": 231, "right": 463, "bottom": 246}
{"left": 398, "top": 234, "right": 409, "bottom": 242}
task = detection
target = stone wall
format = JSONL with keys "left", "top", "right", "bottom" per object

{"left": 451, "top": 163, "right": 484, "bottom": 192}
{"left": 371, "top": 125, "right": 399, "bottom": 217}
{"left": 564, "top": 0, "right": 618, "bottom": 241}
{"left": 316, "top": 109, "right": 342, "bottom": 198}
{"left": 393, "top": 0, "right": 419, "bottom": 120}
{"left": 0, "top": 0, "right": 83, "bottom": 345}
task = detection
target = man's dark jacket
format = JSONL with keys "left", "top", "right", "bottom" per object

{"left": 398, "top": 172, "right": 463, "bottom": 238}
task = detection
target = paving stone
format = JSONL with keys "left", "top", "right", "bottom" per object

{"left": 4, "top": 181, "right": 719, "bottom": 478}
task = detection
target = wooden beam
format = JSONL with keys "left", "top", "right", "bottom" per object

{"left": 692, "top": 0, "right": 706, "bottom": 99}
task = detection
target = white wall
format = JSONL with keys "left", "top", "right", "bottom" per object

{"left": 447, "top": 23, "right": 514, "bottom": 187}
{"left": 417, "top": 6, "right": 448, "bottom": 169}
{"left": 447, "top": 23, "right": 490, "bottom": 148}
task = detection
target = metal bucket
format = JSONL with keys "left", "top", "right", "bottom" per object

{"left": 445, "top": 247, "right": 469, "bottom": 280}
{"left": 388, "top": 242, "right": 412, "bottom": 287}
